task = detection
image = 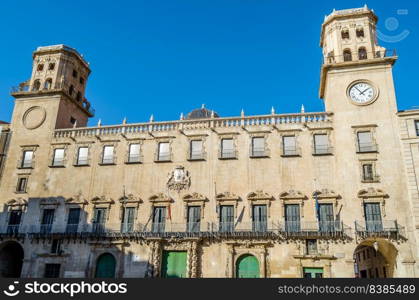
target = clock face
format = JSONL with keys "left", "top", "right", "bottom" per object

{"left": 348, "top": 82, "right": 376, "bottom": 104}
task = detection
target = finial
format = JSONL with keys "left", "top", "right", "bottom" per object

{"left": 97, "top": 119, "right": 101, "bottom": 127}
{"left": 271, "top": 106, "right": 275, "bottom": 115}
{"left": 201, "top": 103, "right": 205, "bottom": 109}
{"left": 73, "top": 120, "right": 77, "bottom": 128}
{"left": 241, "top": 109, "right": 245, "bottom": 117}
{"left": 180, "top": 112, "right": 184, "bottom": 120}
{"left": 149, "top": 114, "right": 154, "bottom": 122}
{"left": 211, "top": 110, "right": 215, "bottom": 118}
{"left": 301, "top": 104, "right": 305, "bottom": 113}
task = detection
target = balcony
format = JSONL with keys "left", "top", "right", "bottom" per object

{"left": 355, "top": 220, "right": 404, "bottom": 239}
{"left": 154, "top": 151, "right": 172, "bottom": 162}
{"left": 279, "top": 221, "right": 346, "bottom": 237}
{"left": 100, "top": 155, "right": 115, "bottom": 165}
{"left": 126, "top": 154, "right": 143, "bottom": 164}
{"left": 323, "top": 49, "right": 397, "bottom": 65}
{"left": 0, "top": 224, "right": 25, "bottom": 237}
{"left": 357, "top": 142, "right": 378, "bottom": 153}
{"left": 50, "top": 158, "right": 65, "bottom": 168}
{"left": 17, "top": 159, "right": 33, "bottom": 169}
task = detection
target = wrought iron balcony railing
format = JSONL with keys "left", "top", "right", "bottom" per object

{"left": 355, "top": 220, "right": 404, "bottom": 239}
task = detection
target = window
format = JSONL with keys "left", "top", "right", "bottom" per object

{"left": 44, "top": 78, "right": 52, "bottom": 90}
{"left": 157, "top": 142, "right": 170, "bottom": 161}
{"left": 48, "top": 63, "right": 55, "bottom": 70}
{"left": 357, "top": 131, "right": 376, "bottom": 152}
{"left": 52, "top": 148, "right": 65, "bottom": 166}
{"left": 51, "top": 239, "right": 62, "bottom": 254}
{"left": 219, "top": 205, "right": 234, "bottom": 232}
{"left": 16, "top": 177, "right": 28, "bottom": 193}
{"left": 343, "top": 49, "right": 352, "bottom": 62}
{"left": 72, "top": 69, "right": 78, "bottom": 78}
{"left": 341, "top": 29, "right": 350, "bottom": 39}
{"left": 76, "top": 147, "right": 89, "bottom": 165}
{"left": 303, "top": 267, "right": 323, "bottom": 278}
{"left": 251, "top": 137, "right": 266, "bottom": 157}
{"left": 92, "top": 208, "right": 107, "bottom": 233}
{"left": 44, "top": 264, "right": 60, "bottom": 278}
{"left": 415, "top": 120, "right": 419, "bottom": 136}
{"left": 7, "top": 210, "right": 22, "bottom": 234}
{"left": 252, "top": 205, "right": 267, "bottom": 232}
{"left": 362, "top": 163, "right": 375, "bottom": 181}
{"left": 358, "top": 47, "right": 368, "bottom": 60}
{"left": 70, "top": 117, "right": 76, "bottom": 126}
{"left": 364, "top": 203, "right": 383, "bottom": 232}
{"left": 284, "top": 204, "right": 300, "bottom": 232}
{"left": 313, "top": 134, "right": 331, "bottom": 155}
{"left": 32, "top": 80, "right": 41, "bottom": 91}
{"left": 66, "top": 208, "right": 81, "bottom": 233}
{"left": 121, "top": 207, "right": 135, "bottom": 233}
{"left": 152, "top": 207, "right": 166, "bottom": 233}
{"left": 37, "top": 64, "right": 44, "bottom": 71}
{"left": 102, "top": 146, "right": 114, "bottom": 164}
{"left": 69, "top": 85, "right": 74, "bottom": 96}
{"left": 282, "top": 136, "right": 298, "bottom": 156}
{"left": 189, "top": 140, "right": 204, "bottom": 160}
{"left": 41, "top": 209, "right": 55, "bottom": 233}
{"left": 79, "top": 77, "right": 85, "bottom": 85}
{"left": 318, "top": 204, "right": 334, "bottom": 232}
{"left": 356, "top": 27, "right": 365, "bottom": 38}
{"left": 220, "top": 138, "right": 235, "bottom": 159}
{"left": 187, "top": 206, "right": 201, "bottom": 232}
{"left": 128, "top": 144, "right": 141, "bottom": 163}
{"left": 76, "top": 91, "right": 82, "bottom": 101}
{"left": 21, "top": 150, "right": 33, "bottom": 168}
{"left": 306, "top": 239, "right": 318, "bottom": 255}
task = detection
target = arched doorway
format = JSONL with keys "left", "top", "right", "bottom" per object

{"left": 0, "top": 241, "right": 24, "bottom": 277}
{"left": 236, "top": 254, "right": 260, "bottom": 278}
{"left": 95, "top": 253, "right": 116, "bottom": 278}
{"left": 354, "top": 240, "right": 397, "bottom": 278}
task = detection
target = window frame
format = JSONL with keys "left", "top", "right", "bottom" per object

{"left": 219, "top": 137, "right": 237, "bottom": 159}
{"left": 281, "top": 135, "right": 300, "bottom": 157}
{"left": 127, "top": 143, "right": 142, "bottom": 164}
{"left": 16, "top": 176, "right": 28, "bottom": 193}
{"left": 356, "top": 130, "right": 377, "bottom": 153}
{"left": 188, "top": 139, "right": 205, "bottom": 161}
{"left": 20, "top": 150, "right": 34, "bottom": 169}
{"left": 155, "top": 141, "right": 171, "bottom": 162}
{"left": 312, "top": 133, "right": 332, "bottom": 155}
{"left": 51, "top": 148, "right": 65, "bottom": 167}
{"left": 101, "top": 145, "right": 115, "bottom": 165}
{"left": 75, "top": 146, "right": 90, "bottom": 166}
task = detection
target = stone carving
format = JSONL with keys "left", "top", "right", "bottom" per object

{"left": 22, "top": 106, "right": 46, "bottom": 130}
{"left": 279, "top": 190, "right": 307, "bottom": 200}
{"left": 358, "top": 188, "right": 387, "bottom": 198}
{"left": 247, "top": 190, "right": 274, "bottom": 201}
{"left": 216, "top": 192, "right": 240, "bottom": 201}
{"left": 91, "top": 196, "right": 115, "bottom": 205}
{"left": 167, "top": 166, "right": 190, "bottom": 191}
{"left": 66, "top": 192, "right": 88, "bottom": 205}
{"left": 313, "top": 189, "right": 340, "bottom": 199}
{"left": 183, "top": 192, "right": 207, "bottom": 202}
{"left": 39, "top": 197, "right": 60, "bottom": 206}
{"left": 149, "top": 193, "right": 172, "bottom": 203}
{"left": 119, "top": 193, "right": 142, "bottom": 204}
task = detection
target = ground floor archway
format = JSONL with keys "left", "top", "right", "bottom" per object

{"left": 0, "top": 241, "right": 24, "bottom": 278}
{"left": 354, "top": 239, "right": 397, "bottom": 278}
{"left": 95, "top": 253, "right": 116, "bottom": 278}
{"left": 236, "top": 254, "right": 260, "bottom": 278}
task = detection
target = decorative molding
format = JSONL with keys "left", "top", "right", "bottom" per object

{"left": 149, "top": 193, "right": 173, "bottom": 204}
{"left": 182, "top": 193, "right": 207, "bottom": 202}
{"left": 247, "top": 190, "right": 274, "bottom": 201}
{"left": 65, "top": 193, "right": 88, "bottom": 206}
{"left": 357, "top": 187, "right": 387, "bottom": 198}
{"left": 7, "top": 198, "right": 28, "bottom": 211}
{"left": 216, "top": 192, "right": 240, "bottom": 202}
{"left": 39, "top": 197, "right": 60, "bottom": 207}
{"left": 119, "top": 194, "right": 142, "bottom": 205}
{"left": 167, "top": 166, "right": 191, "bottom": 191}
{"left": 279, "top": 190, "right": 307, "bottom": 200}
{"left": 313, "top": 189, "right": 340, "bottom": 200}
{"left": 91, "top": 196, "right": 115, "bottom": 206}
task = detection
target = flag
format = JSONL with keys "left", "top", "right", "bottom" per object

{"left": 168, "top": 204, "right": 172, "bottom": 221}
{"left": 314, "top": 191, "right": 320, "bottom": 221}
{"left": 234, "top": 206, "right": 245, "bottom": 228}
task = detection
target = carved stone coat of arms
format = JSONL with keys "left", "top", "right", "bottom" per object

{"left": 167, "top": 166, "right": 191, "bottom": 191}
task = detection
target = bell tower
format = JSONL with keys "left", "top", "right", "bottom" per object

{"left": 11, "top": 45, "right": 94, "bottom": 131}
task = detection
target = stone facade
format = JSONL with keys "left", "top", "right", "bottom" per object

{"left": 0, "top": 6, "right": 418, "bottom": 278}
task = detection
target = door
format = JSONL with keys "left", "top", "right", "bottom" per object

{"left": 303, "top": 267, "right": 323, "bottom": 278}
{"left": 285, "top": 204, "right": 300, "bottom": 232}
{"left": 7, "top": 210, "right": 22, "bottom": 234}
{"left": 187, "top": 206, "right": 201, "bottom": 232}
{"left": 236, "top": 254, "right": 260, "bottom": 278}
{"left": 121, "top": 207, "right": 135, "bottom": 233}
{"left": 252, "top": 205, "right": 267, "bottom": 232}
{"left": 92, "top": 208, "right": 106, "bottom": 233}
{"left": 152, "top": 207, "right": 166, "bottom": 233}
{"left": 364, "top": 203, "right": 382, "bottom": 232}
{"left": 41, "top": 209, "right": 55, "bottom": 233}
{"left": 161, "top": 251, "right": 187, "bottom": 278}
{"left": 95, "top": 253, "right": 116, "bottom": 278}
{"left": 66, "top": 208, "right": 80, "bottom": 233}
{"left": 219, "top": 205, "right": 234, "bottom": 232}
{"left": 319, "top": 204, "right": 334, "bottom": 232}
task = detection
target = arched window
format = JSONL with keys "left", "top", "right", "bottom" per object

{"left": 341, "top": 29, "right": 350, "bottom": 40}
{"left": 37, "top": 64, "right": 44, "bottom": 71}
{"left": 356, "top": 27, "right": 365, "bottom": 38}
{"left": 32, "top": 80, "right": 41, "bottom": 91}
{"left": 69, "top": 85, "right": 74, "bottom": 96}
{"left": 44, "top": 78, "right": 52, "bottom": 90}
{"left": 48, "top": 63, "right": 55, "bottom": 70}
{"left": 343, "top": 49, "right": 352, "bottom": 62}
{"left": 359, "top": 47, "right": 368, "bottom": 60}
{"left": 95, "top": 253, "right": 116, "bottom": 278}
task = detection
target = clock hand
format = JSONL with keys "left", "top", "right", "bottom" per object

{"left": 354, "top": 86, "right": 363, "bottom": 93}
{"left": 360, "top": 88, "right": 371, "bottom": 95}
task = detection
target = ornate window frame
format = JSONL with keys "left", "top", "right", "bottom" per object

{"left": 182, "top": 192, "right": 208, "bottom": 219}
{"left": 187, "top": 135, "right": 207, "bottom": 161}
{"left": 359, "top": 158, "right": 380, "bottom": 183}
{"left": 154, "top": 138, "right": 173, "bottom": 162}
{"left": 49, "top": 142, "right": 70, "bottom": 167}
{"left": 99, "top": 142, "right": 118, "bottom": 165}
{"left": 358, "top": 188, "right": 388, "bottom": 217}
{"left": 17, "top": 145, "right": 38, "bottom": 169}
{"left": 247, "top": 190, "right": 275, "bottom": 218}
{"left": 279, "top": 130, "right": 301, "bottom": 157}
{"left": 309, "top": 128, "right": 333, "bottom": 156}
{"left": 279, "top": 190, "right": 307, "bottom": 218}
{"left": 216, "top": 192, "right": 241, "bottom": 218}
{"left": 352, "top": 124, "right": 378, "bottom": 154}
{"left": 125, "top": 139, "right": 144, "bottom": 164}
{"left": 218, "top": 133, "right": 239, "bottom": 160}
{"left": 118, "top": 194, "right": 142, "bottom": 221}
{"left": 248, "top": 132, "right": 270, "bottom": 158}
{"left": 91, "top": 196, "right": 115, "bottom": 220}
{"left": 74, "top": 142, "right": 94, "bottom": 166}
{"left": 6, "top": 198, "right": 28, "bottom": 212}
{"left": 15, "top": 175, "right": 29, "bottom": 194}
{"left": 312, "top": 189, "right": 341, "bottom": 214}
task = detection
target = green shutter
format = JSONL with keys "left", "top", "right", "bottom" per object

{"left": 303, "top": 267, "right": 323, "bottom": 278}
{"left": 161, "top": 251, "right": 187, "bottom": 278}
{"left": 236, "top": 254, "right": 260, "bottom": 278}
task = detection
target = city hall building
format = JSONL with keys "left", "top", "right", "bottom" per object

{"left": 1, "top": 6, "right": 419, "bottom": 278}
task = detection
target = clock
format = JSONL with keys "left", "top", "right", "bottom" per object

{"left": 347, "top": 81, "right": 378, "bottom": 105}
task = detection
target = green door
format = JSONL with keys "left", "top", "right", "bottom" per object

{"left": 303, "top": 267, "right": 323, "bottom": 278}
{"left": 161, "top": 251, "right": 187, "bottom": 278}
{"left": 95, "top": 253, "right": 116, "bottom": 278}
{"left": 236, "top": 254, "right": 260, "bottom": 278}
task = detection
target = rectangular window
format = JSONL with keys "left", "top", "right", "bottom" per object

{"left": 158, "top": 142, "right": 170, "bottom": 161}
{"left": 357, "top": 131, "right": 376, "bottom": 152}
{"left": 313, "top": 134, "right": 330, "bottom": 154}
{"left": 152, "top": 207, "right": 166, "bottom": 233}
{"left": 66, "top": 208, "right": 81, "bottom": 233}
{"left": 16, "top": 177, "right": 27, "bottom": 193}
{"left": 251, "top": 137, "right": 265, "bottom": 157}
{"left": 52, "top": 148, "right": 65, "bottom": 166}
{"left": 220, "top": 138, "right": 235, "bottom": 159}
{"left": 128, "top": 144, "right": 141, "bottom": 163}
{"left": 284, "top": 204, "right": 300, "bottom": 232}
{"left": 303, "top": 267, "right": 323, "bottom": 278}
{"left": 41, "top": 209, "right": 55, "bottom": 233}
{"left": 121, "top": 207, "right": 135, "bottom": 233}
{"left": 415, "top": 121, "right": 419, "bottom": 136}
{"left": 187, "top": 206, "right": 201, "bottom": 232}
{"left": 219, "top": 205, "right": 234, "bottom": 232}
{"left": 92, "top": 208, "right": 107, "bottom": 233}
{"left": 318, "top": 204, "right": 334, "bottom": 232}
{"left": 77, "top": 147, "right": 89, "bottom": 165}
{"left": 282, "top": 136, "right": 297, "bottom": 156}
{"left": 362, "top": 163, "right": 374, "bottom": 181}
{"left": 7, "top": 210, "right": 22, "bottom": 234}
{"left": 44, "top": 264, "right": 60, "bottom": 278}
{"left": 51, "top": 239, "right": 62, "bottom": 254}
{"left": 189, "top": 140, "right": 204, "bottom": 160}
{"left": 102, "top": 146, "right": 114, "bottom": 164}
{"left": 364, "top": 203, "right": 383, "bottom": 232}
{"left": 252, "top": 205, "right": 267, "bottom": 232}
{"left": 21, "top": 150, "right": 33, "bottom": 168}
{"left": 306, "top": 239, "right": 318, "bottom": 255}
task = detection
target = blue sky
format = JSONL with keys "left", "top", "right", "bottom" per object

{"left": 0, "top": 0, "right": 417, "bottom": 126}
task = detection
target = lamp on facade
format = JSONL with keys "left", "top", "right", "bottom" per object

{"left": 373, "top": 241, "right": 379, "bottom": 252}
